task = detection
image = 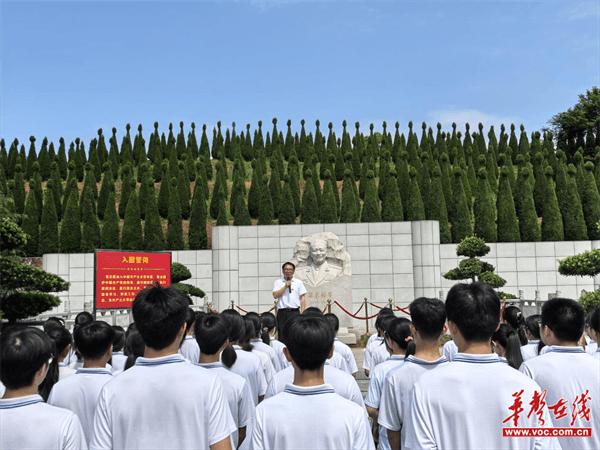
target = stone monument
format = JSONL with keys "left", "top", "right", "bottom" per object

{"left": 292, "top": 232, "right": 354, "bottom": 331}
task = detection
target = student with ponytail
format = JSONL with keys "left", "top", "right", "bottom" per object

{"left": 245, "top": 313, "right": 280, "bottom": 372}
{"left": 260, "top": 312, "right": 288, "bottom": 371}
{"left": 502, "top": 305, "right": 528, "bottom": 345}
{"left": 521, "top": 314, "right": 544, "bottom": 361}
{"left": 241, "top": 316, "right": 276, "bottom": 385}
{"left": 364, "top": 317, "right": 413, "bottom": 450}
{"left": 492, "top": 323, "right": 524, "bottom": 369}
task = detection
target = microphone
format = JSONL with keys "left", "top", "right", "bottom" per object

{"left": 286, "top": 276, "right": 292, "bottom": 293}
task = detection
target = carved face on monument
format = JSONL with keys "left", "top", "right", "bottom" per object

{"left": 310, "top": 240, "right": 328, "bottom": 267}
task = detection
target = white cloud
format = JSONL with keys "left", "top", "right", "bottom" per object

{"left": 428, "top": 108, "right": 522, "bottom": 133}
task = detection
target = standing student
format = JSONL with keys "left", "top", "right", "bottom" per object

{"left": 110, "top": 325, "right": 127, "bottom": 374}
{"left": 441, "top": 338, "right": 458, "bottom": 361}
{"left": 260, "top": 312, "right": 288, "bottom": 371}
{"left": 521, "top": 314, "right": 543, "bottom": 361}
{"left": 46, "top": 326, "right": 75, "bottom": 380}
{"left": 123, "top": 327, "right": 145, "bottom": 371}
{"left": 90, "top": 285, "right": 235, "bottom": 450}
{"left": 589, "top": 308, "right": 600, "bottom": 361}
{"left": 240, "top": 316, "right": 276, "bottom": 385}
{"left": 252, "top": 316, "right": 375, "bottom": 450}
{"left": 195, "top": 314, "right": 255, "bottom": 449}
{"left": 584, "top": 311, "right": 598, "bottom": 355}
{"left": 272, "top": 261, "right": 307, "bottom": 344}
{"left": 502, "top": 305, "right": 528, "bottom": 345}
{"left": 303, "top": 307, "right": 350, "bottom": 372}
{"left": 68, "top": 311, "right": 95, "bottom": 369}
{"left": 404, "top": 283, "right": 560, "bottom": 450}
{"left": 324, "top": 313, "right": 359, "bottom": 376}
{"left": 492, "top": 323, "right": 523, "bottom": 369}
{"left": 246, "top": 312, "right": 281, "bottom": 373}
{"left": 1, "top": 327, "right": 87, "bottom": 450}
{"left": 379, "top": 297, "right": 449, "bottom": 450}
{"left": 520, "top": 298, "right": 600, "bottom": 450}
{"left": 179, "top": 307, "right": 201, "bottom": 363}
{"left": 49, "top": 321, "right": 115, "bottom": 444}
{"left": 364, "top": 315, "right": 396, "bottom": 376}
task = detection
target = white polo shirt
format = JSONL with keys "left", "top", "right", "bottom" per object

{"left": 0, "top": 394, "right": 87, "bottom": 450}
{"left": 334, "top": 338, "right": 359, "bottom": 374}
{"left": 404, "top": 353, "right": 561, "bottom": 450}
{"left": 250, "top": 346, "right": 276, "bottom": 385}
{"left": 585, "top": 340, "right": 597, "bottom": 355}
{"left": 196, "top": 362, "right": 255, "bottom": 449}
{"left": 594, "top": 348, "right": 600, "bottom": 361}
{"left": 364, "top": 339, "right": 390, "bottom": 373}
{"left": 272, "top": 277, "right": 307, "bottom": 309}
{"left": 90, "top": 353, "right": 236, "bottom": 450}
{"left": 520, "top": 346, "right": 600, "bottom": 450}
{"left": 363, "top": 336, "right": 383, "bottom": 371}
{"left": 520, "top": 340, "right": 541, "bottom": 361}
{"left": 179, "top": 335, "right": 200, "bottom": 363}
{"left": 110, "top": 352, "right": 127, "bottom": 374}
{"left": 48, "top": 367, "right": 113, "bottom": 444}
{"left": 364, "top": 355, "right": 406, "bottom": 450}
{"left": 252, "top": 384, "right": 375, "bottom": 450}
{"left": 268, "top": 338, "right": 289, "bottom": 371}
{"left": 442, "top": 339, "right": 458, "bottom": 361}
{"left": 378, "top": 355, "right": 448, "bottom": 448}
{"left": 264, "top": 364, "right": 364, "bottom": 407}
{"left": 59, "top": 361, "right": 76, "bottom": 380}
{"left": 251, "top": 338, "right": 281, "bottom": 374}
{"left": 230, "top": 345, "right": 268, "bottom": 404}
{"left": 326, "top": 351, "right": 349, "bottom": 372}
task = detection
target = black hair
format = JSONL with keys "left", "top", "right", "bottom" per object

{"left": 0, "top": 327, "right": 54, "bottom": 390}
{"left": 74, "top": 321, "right": 115, "bottom": 360}
{"left": 184, "top": 307, "right": 196, "bottom": 335}
{"left": 525, "top": 314, "right": 542, "bottom": 339}
{"left": 590, "top": 308, "right": 600, "bottom": 334}
{"left": 74, "top": 311, "right": 94, "bottom": 328}
{"left": 219, "top": 310, "right": 241, "bottom": 368}
{"left": 43, "top": 317, "right": 65, "bottom": 333}
{"left": 541, "top": 297, "right": 585, "bottom": 343}
{"left": 385, "top": 317, "right": 415, "bottom": 358}
{"left": 124, "top": 329, "right": 145, "bottom": 370}
{"left": 492, "top": 323, "right": 524, "bottom": 369}
{"left": 285, "top": 316, "right": 334, "bottom": 371}
{"left": 302, "top": 306, "right": 323, "bottom": 317}
{"left": 377, "top": 314, "right": 396, "bottom": 338}
{"left": 503, "top": 305, "right": 528, "bottom": 345}
{"left": 111, "top": 325, "right": 126, "bottom": 352}
{"left": 195, "top": 310, "right": 206, "bottom": 322}
{"left": 378, "top": 307, "right": 394, "bottom": 317}
{"left": 132, "top": 284, "right": 189, "bottom": 350}
{"left": 409, "top": 297, "right": 446, "bottom": 340}
{"left": 46, "top": 326, "right": 73, "bottom": 357}
{"left": 240, "top": 316, "right": 255, "bottom": 352}
{"left": 445, "top": 282, "right": 500, "bottom": 342}
{"left": 245, "top": 313, "right": 262, "bottom": 339}
{"left": 194, "top": 314, "right": 228, "bottom": 356}
{"left": 323, "top": 313, "right": 340, "bottom": 334}
{"left": 282, "top": 261, "right": 295, "bottom": 271}
{"left": 260, "top": 312, "right": 277, "bottom": 345}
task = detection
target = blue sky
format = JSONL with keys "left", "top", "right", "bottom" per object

{"left": 0, "top": 0, "right": 598, "bottom": 145}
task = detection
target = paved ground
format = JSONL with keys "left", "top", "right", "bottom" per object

{"left": 352, "top": 346, "right": 369, "bottom": 395}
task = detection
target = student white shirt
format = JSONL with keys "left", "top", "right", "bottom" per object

{"left": 364, "top": 356, "right": 406, "bottom": 450}
{"left": 269, "top": 338, "right": 289, "bottom": 371}
{"left": 90, "top": 353, "right": 236, "bottom": 450}
{"left": 0, "top": 381, "right": 5, "bottom": 397}
{"left": 334, "top": 338, "right": 359, "bottom": 374}
{"left": 442, "top": 339, "right": 458, "bottom": 361}
{"left": 179, "top": 335, "right": 201, "bottom": 363}
{"left": 251, "top": 338, "right": 281, "bottom": 374}
{"left": 264, "top": 364, "right": 365, "bottom": 407}
{"left": 196, "top": 362, "right": 255, "bottom": 449}
{"left": 250, "top": 346, "right": 276, "bottom": 385}
{"left": 110, "top": 352, "right": 127, "bottom": 374}
{"left": 0, "top": 394, "right": 87, "bottom": 450}
{"left": 404, "top": 353, "right": 561, "bottom": 450}
{"left": 59, "top": 361, "right": 76, "bottom": 380}
{"left": 364, "top": 338, "right": 390, "bottom": 373}
{"left": 585, "top": 340, "right": 597, "bottom": 355}
{"left": 520, "top": 340, "right": 541, "bottom": 361}
{"left": 48, "top": 367, "right": 113, "bottom": 444}
{"left": 230, "top": 345, "right": 268, "bottom": 404}
{"left": 363, "top": 336, "right": 383, "bottom": 371}
{"left": 594, "top": 348, "right": 600, "bottom": 361}
{"left": 520, "top": 346, "right": 600, "bottom": 450}
{"left": 252, "top": 384, "right": 375, "bottom": 450}
{"left": 378, "top": 355, "right": 448, "bottom": 449}
{"left": 326, "top": 351, "right": 349, "bottom": 372}
{"left": 272, "top": 277, "right": 307, "bottom": 309}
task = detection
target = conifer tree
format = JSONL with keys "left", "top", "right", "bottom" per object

{"left": 450, "top": 167, "right": 472, "bottom": 242}
{"left": 320, "top": 170, "right": 339, "bottom": 223}
{"left": 258, "top": 175, "right": 274, "bottom": 225}
{"left": 80, "top": 186, "right": 101, "bottom": 252}
{"left": 188, "top": 177, "right": 209, "bottom": 248}
{"left": 25, "top": 136, "right": 37, "bottom": 180}
{"left": 119, "top": 166, "right": 134, "bottom": 220}
{"left": 143, "top": 179, "right": 164, "bottom": 250}
{"left": 554, "top": 152, "right": 569, "bottom": 220}
{"left": 496, "top": 167, "right": 520, "bottom": 242}
{"left": 381, "top": 168, "right": 403, "bottom": 222}
{"left": 340, "top": 169, "right": 359, "bottom": 223}
{"left": 60, "top": 190, "right": 81, "bottom": 252}
{"left": 405, "top": 166, "right": 426, "bottom": 221}
{"left": 360, "top": 170, "right": 381, "bottom": 222}
{"left": 97, "top": 163, "right": 114, "bottom": 221}
{"left": 22, "top": 190, "right": 40, "bottom": 256}
{"left": 532, "top": 152, "right": 546, "bottom": 216}
{"left": 233, "top": 187, "right": 252, "bottom": 226}
{"left": 177, "top": 161, "right": 190, "bottom": 219}
{"left": 268, "top": 162, "right": 282, "bottom": 218}
{"left": 514, "top": 168, "right": 541, "bottom": 241}
{"left": 121, "top": 190, "right": 143, "bottom": 250}
{"left": 157, "top": 163, "right": 170, "bottom": 219}
{"left": 81, "top": 163, "right": 98, "bottom": 217}
{"left": 216, "top": 195, "right": 228, "bottom": 226}
{"left": 247, "top": 161, "right": 261, "bottom": 219}
{"left": 12, "top": 164, "right": 25, "bottom": 214}
{"left": 101, "top": 191, "right": 120, "bottom": 249}
{"left": 474, "top": 168, "right": 497, "bottom": 242}
{"left": 541, "top": 167, "right": 564, "bottom": 241}
{"left": 581, "top": 162, "right": 600, "bottom": 239}
{"left": 166, "top": 178, "right": 184, "bottom": 249}
{"left": 288, "top": 161, "right": 301, "bottom": 217}
{"left": 56, "top": 138, "right": 68, "bottom": 180}
{"left": 30, "top": 165, "right": 43, "bottom": 221}
{"left": 48, "top": 163, "right": 62, "bottom": 219}
{"left": 39, "top": 183, "right": 59, "bottom": 254}
{"left": 430, "top": 166, "right": 451, "bottom": 243}
{"left": 137, "top": 165, "right": 150, "bottom": 220}
{"left": 278, "top": 175, "right": 295, "bottom": 225}
{"left": 301, "top": 170, "right": 319, "bottom": 224}
{"left": 562, "top": 165, "right": 588, "bottom": 241}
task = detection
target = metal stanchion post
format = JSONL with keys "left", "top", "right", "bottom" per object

{"left": 230, "top": 300, "right": 235, "bottom": 310}
{"left": 364, "top": 297, "right": 369, "bottom": 335}
{"left": 327, "top": 299, "right": 332, "bottom": 314}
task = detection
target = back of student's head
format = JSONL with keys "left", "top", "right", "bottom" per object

{"left": 221, "top": 309, "right": 244, "bottom": 343}
{"left": 0, "top": 327, "right": 54, "bottom": 390}
{"left": 45, "top": 325, "right": 73, "bottom": 357}
{"left": 590, "top": 308, "right": 600, "bottom": 334}
{"left": 74, "top": 311, "right": 94, "bottom": 329}
{"left": 323, "top": 313, "right": 340, "bottom": 334}
{"left": 492, "top": 323, "right": 523, "bottom": 369}
{"left": 194, "top": 314, "right": 228, "bottom": 356}
{"left": 385, "top": 317, "right": 415, "bottom": 357}
{"left": 378, "top": 307, "right": 394, "bottom": 318}
{"left": 184, "top": 307, "right": 196, "bottom": 335}
{"left": 445, "top": 282, "right": 500, "bottom": 342}
{"left": 409, "top": 297, "right": 446, "bottom": 340}
{"left": 217, "top": 313, "right": 239, "bottom": 368}
{"left": 260, "top": 312, "right": 277, "bottom": 344}
{"left": 112, "top": 325, "right": 126, "bottom": 352}
{"left": 525, "top": 314, "right": 542, "bottom": 339}
{"left": 240, "top": 316, "right": 255, "bottom": 351}
{"left": 195, "top": 310, "right": 206, "bottom": 323}
{"left": 541, "top": 297, "right": 585, "bottom": 343}
{"left": 132, "top": 284, "right": 189, "bottom": 350}
{"left": 503, "top": 305, "right": 528, "bottom": 345}
{"left": 245, "top": 313, "right": 261, "bottom": 339}
{"left": 302, "top": 306, "right": 323, "bottom": 317}
{"left": 124, "top": 329, "right": 145, "bottom": 370}
{"left": 43, "top": 317, "right": 65, "bottom": 333}
{"left": 74, "top": 321, "right": 115, "bottom": 360}
{"left": 286, "top": 316, "right": 334, "bottom": 370}
{"left": 376, "top": 312, "right": 396, "bottom": 335}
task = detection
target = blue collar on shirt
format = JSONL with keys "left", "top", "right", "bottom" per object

{"left": 452, "top": 353, "right": 505, "bottom": 364}
{"left": 0, "top": 394, "right": 43, "bottom": 409}
{"left": 406, "top": 355, "right": 448, "bottom": 366}
{"left": 527, "top": 340, "right": 540, "bottom": 345}
{"left": 135, "top": 354, "right": 187, "bottom": 366}
{"left": 112, "top": 351, "right": 124, "bottom": 356}
{"left": 389, "top": 355, "right": 405, "bottom": 361}
{"left": 75, "top": 368, "right": 113, "bottom": 376}
{"left": 283, "top": 383, "right": 335, "bottom": 396}
{"left": 547, "top": 346, "right": 585, "bottom": 354}
{"left": 195, "top": 362, "right": 223, "bottom": 369}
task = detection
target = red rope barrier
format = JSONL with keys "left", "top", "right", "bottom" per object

{"left": 234, "top": 304, "right": 249, "bottom": 314}
{"left": 333, "top": 301, "right": 379, "bottom": 320}
{"left": 396, "top": 306, "right": 410, "bottom": 315}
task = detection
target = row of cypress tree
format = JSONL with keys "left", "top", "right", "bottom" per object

{"left": 2, "top": 119, "right": 600, "bottom": 255}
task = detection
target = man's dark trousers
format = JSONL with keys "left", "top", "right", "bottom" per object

{"left": 276, "top": 307, "right": 300, "bottom": 345}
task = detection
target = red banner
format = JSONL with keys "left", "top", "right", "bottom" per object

{"left": 95, "top": 251, "right": 171, "bottom": 310}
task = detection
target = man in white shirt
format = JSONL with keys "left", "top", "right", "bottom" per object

{"left": 90, "top": 284, "right": 236, "bottom": 450}
{"left": 520, "top": 297, "right": 600, "bottom": 450}
{"left": 49, "top": 321, "right": 115, "bottom": 444}
{"left": 379, "top": 297, "right": 449, "bottom": 450}
{"left": 324, "top": 313, "right": 359, "bottom": 375}
{"left": 272, "top": 261, "right": 307, "bottom": 344}
{"left": 404, "top": 282, "right": 560, "bottom": 450}
{"left": 252, "top": 315, "right": 374, "bottom": 450}
{"left": 180, "top": 307, "right": 201, "bottom": 362}
{"left": 0, "top": 327, "right": 87, "bottom": 450}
